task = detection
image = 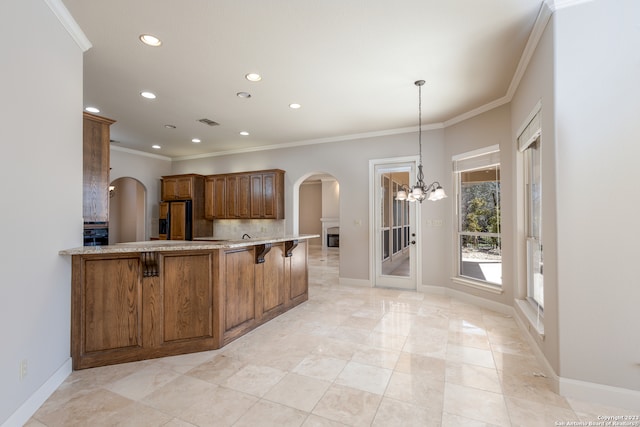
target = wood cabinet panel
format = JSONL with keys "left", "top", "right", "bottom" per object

{"left": 176, "top": 178, "right": 193, "bottom": 199}
{"left": 161, "top": 175, "right": 196, "bottom": 201}
{"left": 289, "top": 240, "right": 308, "bottom": 303}
{"left": 225, "top": 174, "right": 251, "bottom": 218}
{"left": 83, "top": 257, "right": 142, "bottom": 352}
{"left": 162, "top": 253, "right": 213, "bottom": 342}
{"left": 169, "top": 201, "right": 187, "bottom": 240}
{"left": 83, "top": 112, "right": 114, "bottom": 223}
{"left": 236, "top": 174, "right": 251, "bottom": 218}
{"left": 205, "top": 176, "right": 226, "bottom": 219}
{"left": 260, "top": 245, "right": 286, "bottom": 315}
{"left": 162, "top": 178, "right": 178, "bottom": 201}
{"left": 223, "top": 248, "right": 256, "bottom": 333}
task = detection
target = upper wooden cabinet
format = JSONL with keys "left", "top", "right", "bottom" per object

{"left": 205, "top": 169, "right": 284, "bottom": 220}
{"left": 204, "top": 175, "right": 226, "bottom": 219}
{"left": 250, "top": 171, "right": 283, "bottom": 219}
{"left": 83, "top": 112, "right": 115, "bottom": 223}
{"left": 161, "top": 174, "right": 201, "bottom": 201}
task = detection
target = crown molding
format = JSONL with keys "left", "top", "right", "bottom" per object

{"left": 108, "top": 0, "right": 593, "bottom": 161}
{"left": 44, "top": 0, "right": 92, "bottom": 52}
{"left": 111, "top": 144, "right": 172, "bottom": 161}
{"left": 173, "top": 123, "right": 445, "bottom": 161}
{"left": 444, "top": 0, "right": 593, "bottom": 128}
{"left": 547, "top": 0, "right": 595, "bottom": 11}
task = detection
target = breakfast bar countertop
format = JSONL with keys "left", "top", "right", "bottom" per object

{"left": 59, "top": 234, "right": 319, "bottom": 256}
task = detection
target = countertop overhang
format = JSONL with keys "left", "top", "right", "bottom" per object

{"left": 59, "top": 235, "right": 319, "bottom": 256}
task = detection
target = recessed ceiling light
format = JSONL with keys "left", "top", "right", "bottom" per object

{"left": 236, "top": 92, "right": 251, "bottom": 98}
{"left": 289, "top": 103, "right": 301, "bottom": 109}
{"left": 141, "top": 91, "right": 156, "bottom": 99}
{"left": 85, "top": 106, "right": 100, "bottom": 113}
{"left": 239, "top": 131, "right": 250, "bottom": 136}
{"left": 245, "top": 73, "right": 262, "bottom": 82}
{"left": 192, "top": 138, "right": 201, "bottom": 143}
{"left": 152, "top": 145, "right": 161, "bottom": 149}
{"left": 139, "top": 34, "right": 162, "bottom": 47}
{"left": 164, "top": 124, "right": 176, "bottom": 129}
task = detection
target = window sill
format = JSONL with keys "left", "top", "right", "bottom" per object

{"left": 451, "top": 277, "right": 504, "bottom": 295}
{"left": 515, "top": 298, "right": 545, "bottom": 338}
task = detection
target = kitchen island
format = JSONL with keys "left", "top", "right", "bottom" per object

{"left": 60, "top": 235, "right": 317, "bottom": 369}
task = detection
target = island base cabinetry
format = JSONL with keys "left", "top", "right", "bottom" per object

{"left": 71, "top": 240, "right": 308, "bottom": 369}
{"left": 217, "top": 240, "right": 308, "bottom": 346}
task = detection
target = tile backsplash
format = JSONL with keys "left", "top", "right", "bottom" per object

{"left": 212, "top": 219, "right": 285, "bottom": 239}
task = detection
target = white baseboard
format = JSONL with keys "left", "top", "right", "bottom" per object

{"left": 559, "top": 376, "right": 640, "bottom": 413}
{"left": 1, "top": 358, "right": 72, "bottom": 427}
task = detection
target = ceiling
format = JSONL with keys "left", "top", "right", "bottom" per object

{"left": 62, "top": 0, "right": 543, "bottom": 159}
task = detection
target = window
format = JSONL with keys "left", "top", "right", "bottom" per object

{"left": 380, "top": 172, "right": 411, "bottom": 275}
{"left": 454, "top": 147, "right": 501, "bottom": 286}
{"left": 525, "top": 137, "right": 543, "bottom": 308}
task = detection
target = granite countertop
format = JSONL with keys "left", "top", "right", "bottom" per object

{"left": 59, "top": 235, "right": 319, "bottom": 255}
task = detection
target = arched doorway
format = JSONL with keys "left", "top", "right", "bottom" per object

{"left": 109, "top": 177, "right": 146, "bottom": 244}
{"left": 294, "top": 172, "right": 340, "bottom": 248}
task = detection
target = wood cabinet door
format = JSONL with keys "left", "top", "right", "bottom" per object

{"left": 162, "top": 178, "right": 178, "bottom": 201}
{"left": 169, "top": 202, "right": 187, "bottom": 240}
{"left": 83, "top": 113, "right": 113, "bottom": 222}
{"left": 222, "top": 248, "right": 256, "bottom": 335}
{"left": 176, "top": 177, "right": 193, "bottom": 199}
{"left": 262, "top": 172, "right": 277, "bottom": 218}
{"left": 205, "top": 176, "right": 226, "bottom": 219}
{"left": 289, "top": 241, "right": 308, "bottom": 303}
{"left": 72, "top": 254, "right": 143, "bottom": 369}
{"left": 260, "top": 244, "right": 286, "bottom": 316}
{"left": 250, "top": 171, "right": 283, "bottom": 219}
{"left": 236, "top": 174, "right": 251, "bottom": 218}
{"left": 250, "top": 174, "right": 264, "bottom": 218}
{"left": 226, "top": 175, "right": 238, "bottom": 217}
{"left": 161, "top": 252, "right": 213, "bottom": 342}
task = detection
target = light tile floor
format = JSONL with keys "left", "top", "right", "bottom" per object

{"left": 26, "top": 245, "right": 636, "bottom": 426}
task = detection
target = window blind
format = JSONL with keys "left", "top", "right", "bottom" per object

{"left": 518, "top": 110, "right": 541, "bottom": 152}
{"left": 453, "top": 145, "right": 500, "bottom": 173}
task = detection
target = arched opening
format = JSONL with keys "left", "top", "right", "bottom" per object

{"left": 293, "top": 172, "right": 340, "bottom": 249}
{"left": 109, "top": 177, "right": 146, "bottom": 244}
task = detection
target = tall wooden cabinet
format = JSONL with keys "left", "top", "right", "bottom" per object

{"left": 160, "top": 174, "right": 212, "bottom": 240}
{"left": 83, "top": 112, "right": 115, "bottom": 223}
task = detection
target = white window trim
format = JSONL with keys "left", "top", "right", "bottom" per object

{"left": 515, "top": 101, "right": 544, "bottom": 329}
{"left": 515, "top": 298, "right": 545, "bottom": 337}
{"left": 452, "top": 145, "right": 502, "bottom": 290}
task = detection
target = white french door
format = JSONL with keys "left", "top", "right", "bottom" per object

{"left": 370, "top": 158, "right": 419, "bottom": 290}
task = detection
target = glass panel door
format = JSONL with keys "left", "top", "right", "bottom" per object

{"left": 373, "top": 161, "right": 417, "bottom": 290}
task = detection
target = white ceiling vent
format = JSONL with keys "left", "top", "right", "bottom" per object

{"left": 198, "top": 118, "right": 220, "bottom": 126}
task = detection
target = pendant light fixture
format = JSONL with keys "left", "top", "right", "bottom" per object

{"left": 396, "top": 80, "right": 447, "bottom": 203}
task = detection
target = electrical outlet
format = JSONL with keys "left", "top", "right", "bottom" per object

{"left": 19, "top": 359, "right": 27, "bottom": 380}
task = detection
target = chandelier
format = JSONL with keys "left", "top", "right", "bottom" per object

{"left": 396, "top": 80, "right": 447, "bottom": 203}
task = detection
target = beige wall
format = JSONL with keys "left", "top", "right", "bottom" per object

{"left": 0, "top": 0, "right": 83, "bottom": 423}
{"left": 553, "top": 0, "right": 640, "bottom": 398}
{"left": 510, "top": 6, "right": 560, "bottom": 377}
{"left": 171, "top": 130, "right": 447, "bottom": 282}
{"left": 299, "top": 181, "right": 322, "bottom": 245}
